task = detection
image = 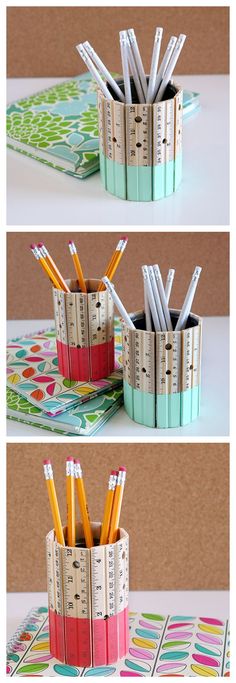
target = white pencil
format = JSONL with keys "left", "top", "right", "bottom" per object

{"left": 175, "top": 266, "right": 202, "bottom": 331}
{"left": 153, "top": 264, "right": 173, "bottom": 331}
{"left": 127, "top": 37, "right": 145, "bottom": 103}
{"left": 155, "top": 33, "right": 186, "bottom": 103}
{"left": 83, "top": 41, "right": 125, "bottom": 102}
{"left": 148, "top": 266, "right": 167, "bottom": 331}
{"left": 119, "top": 31, "right": 132, "bottom": 104}
{"left": 153, "top": 35, "right": 177, "bottom": 102}
{"left": 127, "top": 28, "right": 147, "bottom": 99}
{"left": 146, "top": 27, "right": 163, "bottom": 104}
{"left": 165, "top": 269, "right": 175, "bottom": 304}
{"left": 142, "top": 266, "right": 161, "bottom": 332}
{"left": 76, "top": 43, "right": 113, "bottom": 100}
{"left": 143, "top": 278, "right": 152, "bottom": 331}
{"left": 102, "top": 277, "right": 135, "bottom": 329}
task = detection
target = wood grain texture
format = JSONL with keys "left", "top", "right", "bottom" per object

{"left": 7, "top": 6, "right": 229, "bottom": 77}
{"left": 7, "top": 232, "right": 229, "bottom": 319}
{"left": 7, "top": 443, "right": 229, "bottom": 592}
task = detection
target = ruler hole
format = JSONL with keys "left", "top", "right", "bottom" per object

{"left": 142, "top": 367, "right": 146, "bottom": 373}
{"left": 122, "top": 551, "right": 125, "bottom": 559}
{"left": 77, "top": 344, "right": 81, "bottom": 349}
{"left": 96, "top": 302, "right": 101, "bottom": 308}
{"left": 162, "top": 138, "right": 167, "bottom": 144}
{"left": 135, "top": 116, "right": 142, "bottom": 123}
{"left": 166, "top": 370, "right": 171, "bottom": 375}
{"left": 124, "top": 335, "right": 127, "bottom": 342}
{"left": 74, "top": 594, "right": 80, "bottom": 600}
{"left": 165, "top": 343, "right": 172, "bottom": 350}
{"left": 136, "top": 142, "right": 142, "bottom": 148}
{"left": 97, "top": 326, "right": 101, "bottom": 331}
{"left": 104, "top": 614, "right": 109, "bottom": 620}
{"left": 190, "top": 364, "right": 194, "bottom": 370}
{"left": 178, "top": 104, "right": 182, "bottom": 110}
{"left": 72, "top": 561, "right": 80, "bottom": 569}
{"left": 112, "top": 136, "right": 117, "bottom": 142}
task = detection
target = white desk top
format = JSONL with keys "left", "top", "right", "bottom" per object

{"left": 7, "top": 75, "right": 229, "bottom": 226}
{"left": 7, "top": 591, "right": 229, "bottom": 643}
{"left": 7, "top": 316, "right": 229, "bottom": 437}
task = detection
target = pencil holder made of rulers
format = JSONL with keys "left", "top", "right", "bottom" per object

{"left": 46, "top": 522, "right": 129, "bottom": 668}
{"left": 122, "top": 309, "right": 202, "bottom": 429}
{"left": 52, "top": 279, "right": 114, "bottom": 382}
{"left": 98, "top": 79, "right": 183, "bottom": 202}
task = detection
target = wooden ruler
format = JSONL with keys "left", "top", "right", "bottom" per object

{"left": 174, "top": 87, "right": 183, "bottom": 159}
{"left": 104, "top": 98, "right": 126, "bottom": 165}
{"left": 62, "top": 544, "right": 92, "bottom": 666}
{"left": 126, "top": 104, "right": 153, "bottom": 167}
{"left": 156, "top": 331, "right": 181, "bottom": 395}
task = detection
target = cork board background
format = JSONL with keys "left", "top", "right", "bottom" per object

{"left": 7, "top": 6, "right": 229, "bottom": 77}
{"left": 7, "top": 443, "right": 229, "bottom": 592}
{"left": 7, "top": 232, "right": 229, "bottom": 319}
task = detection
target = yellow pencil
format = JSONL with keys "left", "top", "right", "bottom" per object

{"left": 100, "top": 470, "right": 118, "bottom": 545}
{"left": 38, "top": 243, "right": 70, "bottom": 293}
{"left": 66, "top": 457, "right": 76, "bottom": 547}
{"left": 43, "top": 460, "right": 65, "bottom": 546}
{"left": 74, "top": 460, "right": 93, "bottom": 548}
{"left": 68, "top": 241, "right": 87, "bottom": 293}
{"left": 98, "top": 236, "right": 128, "bottom": 291}
{"left": 108, "top": 467, "right": 126, "bottom": 544}
{"left": 31, "top": 244, "right": 65, "bottom": 291}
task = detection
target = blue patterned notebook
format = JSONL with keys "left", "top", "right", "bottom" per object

{"left": 7, "top": 73, "right": 200, "bottom": 179}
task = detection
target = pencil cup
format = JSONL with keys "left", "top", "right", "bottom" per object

{"left": 52, "top": 279, "right": 114, "bottom": 381}
{"left": 46, "top": 522, "right": 129, "bottom": 667}
{"left": 122, "top": 309, "right": 202, "bottom": 428}
{"left": 98, "top": 79, "right": 183, "bottom": 202}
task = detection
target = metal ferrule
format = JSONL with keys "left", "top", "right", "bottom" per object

{"left": 142, "top": 265, "right": 149, "bottom": 280}
{"left": 117, "top": 470, "right": 126, "bottom": 486}
{"left": 32, "top": 245, "right": 41, "bottom": 260}
{"left": 66, "top": 460, "right": 75, "bottom": 477}
{"left": 127, "top": 28, "right": 135, "bottom": 44}
{"left": 193, "top": 266, "right": 202, "bottom": 281}
{"left": 39, "top": 244, "right": 48, "bottom": 258}
{"left": 74, "top": 462, "right": 83, "bottom": 479}
{"left": 68, "top": 241, "right": 76, "bottom": 256}
{"left": 119, "top": 30, "right": 128, "bottom": 45}
{"left": 44, "top": 463, "right": 53, "bottom": 480}
{"left": 117, "top": 239, "right": 126, "bottom": 252}
{"left": 108, "top": 473, "right": 117, "bottom": 491}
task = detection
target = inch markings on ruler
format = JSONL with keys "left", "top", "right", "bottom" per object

{"left": 91, "top": 544, "right": 107, "bottom": 665}
{"left": 107, "top": 291, "right": 114, "bottom": 343}
{"left": 182, "top": 327, "right": 193, "bottom": 391}
{"left": 75, "top": 292, "right": 89, "bottom": 349}
{"left": 54, "top": 541, "right": 64, "bottom": 617}
{"left": 156, "top": 331, "right": 181, "bottom": 395}
{"left": 165, "top": 98, "right": 175, "bottom": 164}
{"left": 122, "top": 324, "right": 134, "bottom": 388}
{"left": 46, "top": 534, "right": 55, "bottom": 613}
{"left": 88, "top": 292, "right": 107, "bottom": 347}
{"left": 174, "top": 87, "right": 183, "bottom": 159}
{"left": 134, "top": 330, "right": 155, "bottom": 393}
{"left": 65, "top": 293, "right": 78, "bottom": 348}
{"left": 192, "top": 323, "right": 201, "bottom": 388}
{"left": 53, "top": 289, "right": 61, "bottom": 343}
{"left": 62, "top": 544, "right": 92, "bottom": 666}
{"left": 126, "top": 104, "right": 152, "bottom": 167}
{"left": 97, "top": 90, "right": 105, "bottom": 155}
{"left": 57, "top": 290, "right": 68, "bottom": 346}
{"left": 153, "top": 100, "right": 166, "bottom": 166}
{"left": 113, "top": 101, "right": 126, "bottom": 165}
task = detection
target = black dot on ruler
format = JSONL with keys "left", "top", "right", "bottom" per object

{"left": 165, "top": 343, "right": 172, "bottom": 350}
{"left": 104, "top": 615, "right": 109, "bottom": 620}
{"left": 190, "top": 364, "right": 194, "bottom": 370}
{"left": 142, "top": 367, "right": 146, "bottom": 373}
{"left": 136, "top": 142, "right": 142, "bottom": 148}
{"left": 73, "top": 561, "right": 80, "bottom": 569}
{"left": 74, "top": 594, "right": 80, "bottom": 600}
{"left": 166, "top": 370, "right": 171, "bottom": 375}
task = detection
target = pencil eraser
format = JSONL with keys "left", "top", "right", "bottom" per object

{"left": 68, "top": 240, "right": 74, "bottom": 245}
{"left": 111, "top": 469, "right": 118, "bottom": 475}
{"left": 43, "top": 459, "right": 51, "bottom": 465}
{"left": 38, "top": 242, "right": 44, "bottom": 248}
{"left": 74, "top": 458, "right": 80, "bottom": 464}
{"left": 121, "top": 235, "right": 128, "bottom": 241}
{"left": 119, "top": 466, "right": 126, "bottom": 472}
{"left": 66, "top": 456, "right": 74, "bottom": 462}
{"left": 30, "top": 243, "right": 36, "bottom": 249}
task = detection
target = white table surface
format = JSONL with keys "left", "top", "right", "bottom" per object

{"left": 7, "top": 75, "right": 229, "bottom": 226}
{"left": 7, "top": 316, "right": 229, "bottom": 437}
{"left": 7, "top": 591, "right": 229, "bottom": 643}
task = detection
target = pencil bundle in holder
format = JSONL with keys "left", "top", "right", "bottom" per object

{"left": 53, "top": 278, "right": 114, "bottom": 381}
{"left": 46, "top": 523, "right": 129, "bottom": 668}
{"left": 123, "top": 310, "right": 202, "bottom": 428}
{"left": 77, "top": 29, "right": 186, "bottom": 201}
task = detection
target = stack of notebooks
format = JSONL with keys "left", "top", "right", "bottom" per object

{"left": 6, "top": 318, "right": 123, "bottom": 436}
{"left": 7, "top": 72, "right": 200, "bottom": 179}
{"left": 7, "top": 606, "right": 230, "bottom": 677}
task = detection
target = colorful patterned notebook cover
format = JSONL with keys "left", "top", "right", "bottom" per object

{"left": 7, "top": 385, "right": 123, "bottom": 436}
{"left": 7, "top": 320, "right": 122, "bottom": 416}
{"left": 7, "top": 73, "right": 200, "bottom": 179}
{"left": 6, "top": 606, "right": 230, "bottom": 677}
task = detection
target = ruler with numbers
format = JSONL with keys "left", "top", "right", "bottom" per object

{"left": 126, "top": 104, "right": 153, "bottom": 167}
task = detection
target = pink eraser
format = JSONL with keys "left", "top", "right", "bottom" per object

{"left": 37, "top": 242, "right": 44, "bottom": 248}
{"left": 119, "top": 466, "right": 126, "bottom": 472}
{"left": 66, "top": 456, "right": 74, "bottom": 461}
{"left": 111, "top": 469, "right": 118, "bottom": 475}
{"left": 43, "top": 459, "right": 51, "bottom": 465}
{"left": 30, "top": 243, "right": 36, "bottom": 249}
{"left": 68, "top": 240, "right": 73, "bottom": 245}
{"left": 74, "top": 458, "right": 80, "bottom": 464}
{"left": 121, "top": 235, "right": 128, "bottom": 241}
